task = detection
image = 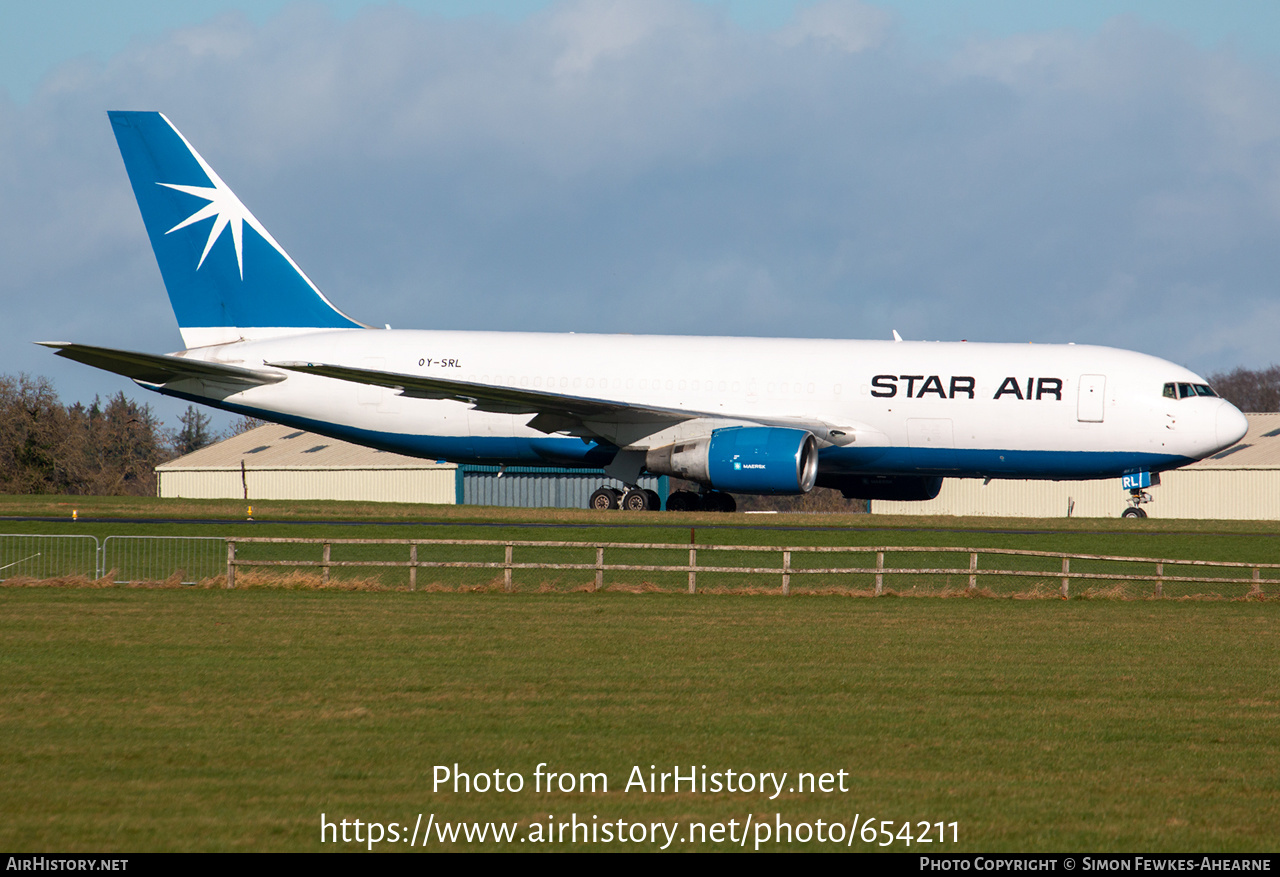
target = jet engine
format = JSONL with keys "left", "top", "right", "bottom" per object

{"left": 645, "top": 427, "right": 819, "bottom": 495}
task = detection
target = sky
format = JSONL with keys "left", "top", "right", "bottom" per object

{"left": 3, "top": 0, "right": 1280, "bottom": 433}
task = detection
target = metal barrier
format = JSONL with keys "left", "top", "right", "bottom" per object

{"left": 0, "top": 535, "right": 226, "bottom": 584}
{"left": 101, "top": 536, "right": 226, "bottom": 585}
{"left": 0, "top": 534, "right": 101, "bottom": 581}
{"left": 223, "top": 538, "right": 1280, "bottom": 598}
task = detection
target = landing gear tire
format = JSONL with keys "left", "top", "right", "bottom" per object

{"left": 702, "top": 491, "right": 736, "bottom": 513}
{"left": 1123, "top": 487, "right": 1154, "bottom": 518}
{"left": 621, "top": 488, "right": 651, "bottom": 511}
{"left": 589, "top": 487, "right": 621, "bottom": 510}
{"left": 666, "top": 490, "right": 701, "bottom": 512}
{"left": 644, "top": 489, "right": 661, "bottom": 511}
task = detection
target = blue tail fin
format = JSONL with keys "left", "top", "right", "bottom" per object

{"left": 108, "top": 111, "right": 365, "bottom": 347}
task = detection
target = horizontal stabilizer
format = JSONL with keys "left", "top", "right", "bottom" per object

{"left": 38, "top": 342, "right": 285, "bottom": 388}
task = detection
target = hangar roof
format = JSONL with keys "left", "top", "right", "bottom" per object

{"left": 1187, "top": 413, "right": 1280, "bottom": 470}
{"left": 157, "top": 423, "right": 454, "bottom": 471}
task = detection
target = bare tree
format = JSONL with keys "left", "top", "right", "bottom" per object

{"left": 0, "top": 376, "right": 173, "bottom": 496}
{"left": 84, "top": 392, "right": 168, "bottom": 496}
{"left": 1207, "top": 365, "right": 1280, "bottom": 413}
{"left": 0, "top": 374, "right": 88, "bottom": 494}
{"left": 225, "top": 415, "right": 267, "bottom": 437}
{"left": 171, "top": 405, "right": 215, "bottom": 456}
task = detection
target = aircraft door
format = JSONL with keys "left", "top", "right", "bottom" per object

{"left": 1077, "top": 375, "right": 1106, "bottom": 422}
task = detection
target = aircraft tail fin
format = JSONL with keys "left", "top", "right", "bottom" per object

{"left": 108, "top": 111, "right": 366, "bottom": 348}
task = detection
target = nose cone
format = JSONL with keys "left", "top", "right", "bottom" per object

{"left": 1216, "top": 401, "right": 1249, "bottom": 449}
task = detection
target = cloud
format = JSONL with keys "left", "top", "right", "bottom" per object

{"left": 778, "top": 0, "right": 892, "bottom": 54}
{"left": 3, "top": 0, "right": 1280, "bottom": 432}
{"left": 547, "top": 0, "right": 711, "bottom": 75}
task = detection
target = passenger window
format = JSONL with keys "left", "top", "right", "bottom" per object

{"left": 1163, "top": 383, "right": 1177, "bottom": 399}
{"left": 1179, "top": 383, "right": 1195, "bottom": 398}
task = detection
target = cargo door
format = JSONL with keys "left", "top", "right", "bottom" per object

{"left": 1077, "top": 375, "right": 1106, "bottom": 422}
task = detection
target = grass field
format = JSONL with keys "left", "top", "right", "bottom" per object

{"left": 2, "top": 494, "right": 1279, "bottom": 597}
{"left": 1, "top": 497, "right": 1279, "bottom": 852}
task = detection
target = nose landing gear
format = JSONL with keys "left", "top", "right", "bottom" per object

{"left": 1119, "top": 471, "right": 1160, "bottom": 518}
{"left": 1121, "top": 488, "right": 1152, "bottom": 518}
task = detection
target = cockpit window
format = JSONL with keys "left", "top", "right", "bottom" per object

{"left": 1166, "top": 382, "right": 1218, "bottom": 400}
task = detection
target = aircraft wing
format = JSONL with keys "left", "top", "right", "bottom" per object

{"left": 268, "top": 360, "right": 871, "bottom": 447}
{"left": 268, "top": 360, "right": 691, "bottom": 423}
{"left": 38, "top": 342, "right": 286, "bottom": 389}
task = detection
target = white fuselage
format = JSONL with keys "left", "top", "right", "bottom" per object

{"left": 162, "top": 329, "right": 1246, "bottom": 482}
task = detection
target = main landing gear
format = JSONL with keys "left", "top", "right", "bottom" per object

{"left": 588, "top": 487, "right": 736, "bottom": 512}
{"left": 589, "top": 486, "right": 662, "bottom": 511}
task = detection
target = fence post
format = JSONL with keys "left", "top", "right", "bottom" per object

{"left": 1251, "top": 567, "right": 1261, "bottom": 596}
{"left": 226, "top": 540, "right": 236, "bottom": 589}
{"left": 1060, "top": 556, "right": 1069, "bottom": 599}
{"left": 1155, "top": 561, "right": 1164, "bottom": 598}
{"left": 782, "top": 550, "right": 791, "bottom": 596}
{"left": 322, "top": 542, "right": 331, "bottom": 584}
{"left": 595, "top": 546, "right": 604, "bottom": 591}
{"left": 875, "top": 551, "right": 884, "bottom": 596}
{"left": 968, "top": 552, "right": 978, "bottom": 591}
{"left": 688, "top": 548, "right": 697, "bottom": 594}
{"left": 409, "top": 544, "right": 417, "bottom": 591}
{"left": 504, "top": 544, "right": 513, "bottom": 592}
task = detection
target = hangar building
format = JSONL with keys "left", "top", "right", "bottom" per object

{"left": 872, "top": 413, "right": 1280, "bottom": 520}
{"left": 156, "top": 423, "right": 458, "bottom": 504}
{"left": 157, "top": 423, "right": 667, "bottom": 508}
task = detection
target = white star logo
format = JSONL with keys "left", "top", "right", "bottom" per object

{"left": 150, "top": 114, "right": 340, "bottom": 304}
{"left": 160, "top": 180, "right": 261, "bottom": 278}
{"left": 156, "top": 126, "right": 273, "bottom": 280}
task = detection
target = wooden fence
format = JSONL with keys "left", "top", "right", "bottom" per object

{"left": 223, "top": 537, "right": 1279, "bottom": 597}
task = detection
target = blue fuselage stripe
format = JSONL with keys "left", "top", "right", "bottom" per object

{"left": 154, "top": 387, "right": 1191, "bottom": 480}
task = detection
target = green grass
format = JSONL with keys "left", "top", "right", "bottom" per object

{"left": 1, "top": 591, "right": 1278, "bottom": 852}
{"left": 3, "top": 494, "right": 1278, "bottom": 596}
{"left": 3, "top": 498, "right": 1277, "bottom": 598}
{"left": 1, "top": 497, "right": 1279, "bottom": 851}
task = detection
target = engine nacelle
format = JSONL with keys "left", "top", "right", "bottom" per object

{"left": 818, "top": 474, "right": 944, "bottom": 501}
{"left": 645, "top": 427, "right": 819, "bottom": 495}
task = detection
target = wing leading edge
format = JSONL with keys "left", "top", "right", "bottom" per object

{"left": 268, "top": 359, "right": 691, "bottom": 426}
{"left": 267, "top": 360, "right": 868, "bottom": 448}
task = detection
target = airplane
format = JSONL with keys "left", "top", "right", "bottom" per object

{"left": 41, "top": 111, "right": 1249, "bottom": 516}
